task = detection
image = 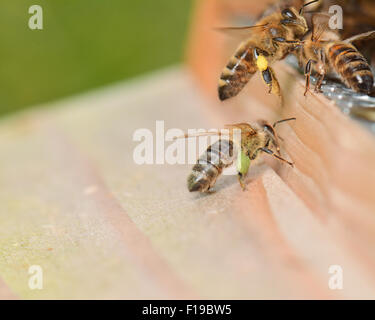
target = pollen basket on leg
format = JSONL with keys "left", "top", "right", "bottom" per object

{"left": 256, "top": 55, "right": 269, "bottom": 72}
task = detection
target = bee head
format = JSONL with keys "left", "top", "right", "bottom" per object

{"left": 280, "top": 7, "right": 308, "bottom": 38}
{"left": 258, "top": 120, "right": 277, "bottom": 141}
{"left": 259, "top": 118, "right": 296, "bottom": 150}
{"left": 281, "top": 0, "right": 320, "bottom": 38}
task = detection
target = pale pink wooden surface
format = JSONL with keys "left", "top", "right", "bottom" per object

{"left": 2, "top": 0, "right": 375, "bottom": 300}
{"left": 0, "top": 68, "right": 374, "bottom": 299}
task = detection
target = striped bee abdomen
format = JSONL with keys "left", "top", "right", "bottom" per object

{"left": 187, "top": 140, "right": 234, "bottom": 192}
{"left": 218, "top": 41, "right": 258, "bottom": 101}
{"left": 328, "top": 43, "right": 374, "bottom": 95}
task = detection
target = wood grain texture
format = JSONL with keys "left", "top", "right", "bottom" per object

{"left": 186, "top": 0, "right": 375, "bottom": 298}
{"left": 0, "top": 279, "right": 17, "bottom": 300}
{"left": 1, "top": 0, "right": 375, "bottom": 300}
{"left": 0, "top": 67, "right": 374, "bottom": 298}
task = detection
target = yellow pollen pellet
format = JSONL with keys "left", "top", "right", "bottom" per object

{"left": 256, "top": 55, "right": 268, "bottom": 72}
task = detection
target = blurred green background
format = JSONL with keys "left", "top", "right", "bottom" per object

{"left": 0, "top": 0, "right": 192, "bottom": 116}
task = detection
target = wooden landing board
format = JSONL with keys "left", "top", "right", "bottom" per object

{"left": 0, "top": 68, "right": 374, "bottom": 299}
{"left": 185, "top": 0, "right": 375, "bottom": 299}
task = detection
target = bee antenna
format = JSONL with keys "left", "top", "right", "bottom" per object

{"left": 273, "top": 117, "right": 296, "bottom": 128}
{"left": 299, "top": 0, "right": 319, "bottom": 15}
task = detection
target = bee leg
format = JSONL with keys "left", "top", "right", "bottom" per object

{"left": 254, "top": 48, "right": 283, "bottom": 105}
{"left": 237, "top": 173, "right": 247, "bottom": 191}
{"left": 273, "top": 140, "right": 282, "bottom": 156}
{"left": 304, "top": 59, "right": 317, "bottom": 96}
{"left": 264, "top": 127, "right": 282, "bottom": 156}
{"left": 314, "top": 50, "right": 326, "bottom": 93}
{"left": 260, "top": 148, "right": 294, "bottom": 167}
{"left": 261, "top": 67, "right": 283, "bottom": 105}
{"left": 272, "top": 38, "right": 301, "bottom": 50}
{"left": 314, "top": 74, "right": 325, "bottom": 93}
{"left": 274, "top": 136, "right": 284, "bottom": 155}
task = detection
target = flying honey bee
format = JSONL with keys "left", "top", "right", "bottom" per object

{"left": 293, "top": 14, "right": 375, "bottom": 95}
{"left": 181, "top": 118, "right": 295, "bottom": 193}
{"left": 218, "top": 0, "right": 320, "bottom": 102}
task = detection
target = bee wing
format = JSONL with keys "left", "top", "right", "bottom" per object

{"left": 344, "top": 30, "right": 375, "bottom": 44}
{"left": 215, "top": 24, "right": 269, "bottom": 40}
{"left": 173, "top": 131, "right": 224, "bottom": 141}
{"left": 311, "top": 13, "right": 332, "bottom": 42}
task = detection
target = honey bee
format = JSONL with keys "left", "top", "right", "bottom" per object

{"left": 218, "top": 0, "right": 319, "bottom": 102}
{"left": 296, "top": 0, "right": 375, "bottom": 64}
{"left": 294, "top": 14, "right": 375, "bottom": 95}
{"left": 183, "top": 118, "right": 295, "bottom": 193}
{"left": 316, "top": 0, "right": 375, "bottom": 39}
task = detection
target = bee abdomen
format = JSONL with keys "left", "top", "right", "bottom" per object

{"left": 218, "top": 43, "right": 257, "bottom": 101}
{"left": 187, "top": 140, "right": 234, "bottom": 192}
{"left": 329, "top": 43, "right": 374, "bottom": 94}
{"left": 187, "top": 163, "right": 219, "bottom": 192}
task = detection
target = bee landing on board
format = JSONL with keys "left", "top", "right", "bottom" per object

{"left": 293, "top": 14, "right": 375, "bottom": 96}
{"left": 178, "top": 118, "right": 295, "bottom": 193}
{"left": 217, "top": 0, "right": 319, "bottom": 103}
